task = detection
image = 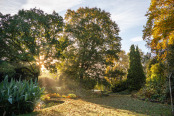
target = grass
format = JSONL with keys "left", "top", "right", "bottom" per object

{"left": 85, "top": 94, "right": 171, "bottom": 116}
{"left": 19, "top": 93, "right": 171, "bottom": 116}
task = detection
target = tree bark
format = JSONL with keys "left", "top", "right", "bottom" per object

{"left": 169, "top": 72, "right": 174, "bottom": 115}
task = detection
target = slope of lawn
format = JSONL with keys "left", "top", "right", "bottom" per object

{"left": 19, "top": 94, "right": 171, "bottom": 116}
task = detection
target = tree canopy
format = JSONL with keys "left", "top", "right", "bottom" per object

{"left": 62, "top": 7, "right": 121, "bottom": 81}
{"left": 0, "top": 8, "right": 68, "bottom": 79}
{"left": 143, "top": 0, "right": 174, "bottom": 62}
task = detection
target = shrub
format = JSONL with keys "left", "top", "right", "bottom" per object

{"left": 81, "top": 78, "right": 97, "bottom": 90}
{"left": 0, "top": 61, "right": 15, "bottom": 82}
{"left": 41, "top": 95, "right": 50, "bottom": 101}
{"left": 0, "top": 76, "right": 44, "bottom": 115}
{"left": 137, "top": 81, "right": 167, "bottom": 103}
{"left": 48, "top": 93, "right": 60, "bottom": 98}
{"left": 68, "top": 94, "right": 77, "bottom": 99}
{"left": 62, "top": 95, "right": 67, "bottom": 98}
{"left": 136, "top": 63, "right": 167, "bottom": 103}
{"left": 111, "top": 80, "right": 127, "bottom": 93}
{"left": 14, "top": 66, "right": 40, "bottom": 81}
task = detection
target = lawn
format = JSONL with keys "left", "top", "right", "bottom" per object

{"left": 19, "top": 93, "right": 171, "bottom": 116}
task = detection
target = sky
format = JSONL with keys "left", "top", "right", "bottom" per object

{"left": 0, "top": 0, "right": 151, "bottom": 53}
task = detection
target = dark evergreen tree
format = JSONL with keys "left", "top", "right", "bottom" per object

{"left": 127, "top": 45, "right": 146, "bottom": 91}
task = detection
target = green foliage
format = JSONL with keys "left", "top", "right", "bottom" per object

{"left": 0, "top": 76, "right": 44, "bottom": 115}
{"left": 127, "top": 45, "right": 146, "bottom": 91}
{"left": 14, "top": 65, "right": 40, "bottom": 80}
{"left": 0, "top": 61, "right": 40, "bottom": 81}
{"left": 105, "top": 68, "right": 125, "bottom": 79}
{"left": 0, "top": 61, "right": 15, "bottom": 81}
{"left": 0, "top": 8, "right": 67, "bottom": 78}
{"left": 68, "top": 94, "right": 77, "bottom": 99}
{"left": 138, "top": 83, "right": 166, "bottom": 103}
{"left": 111, "top": 80, "right": 127, "bottom": 93}
{"left": 105, "top": 67, "right": 125, "bottom": 86}
{"left": 63, "top": 7, "right": 121, "bottom": 82}
{"left": 137, "top": 62, "right": 167, "bottom": 102}
{"left": 148, "top": 63, "right": 165, "bottom": 82}
{"left": 103, "top": 50, "right": 128, "bottom": 92}
{"left": 167, "top": 44, "right": 174, "bottom": 71}
{"left": 81, "top": 78, "right": 97, "bottom": 90}
{"left": 166, "top": 73, "right": 174, "bottom": 103}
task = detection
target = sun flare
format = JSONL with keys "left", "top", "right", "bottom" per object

{"left": 41, "top": 64, "right": 46, "bottom": 72}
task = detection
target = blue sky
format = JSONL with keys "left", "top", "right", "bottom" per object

{"left": 0, "top": 0, "right": 151, "bottom": 53}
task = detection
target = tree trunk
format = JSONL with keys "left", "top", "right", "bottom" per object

{"left": 169, "top": 72, "right": 174, "bottom": 115}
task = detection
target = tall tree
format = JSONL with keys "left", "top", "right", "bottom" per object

{"left": 143, "top": 0, "right": 174, "bottom": 64}
{"left": 143, "top": 1, "right": 174, "bottom": 113}
{"left": 135, "top": 46, "right": 146, "bottom": 87}
{"left": 127, "top": 45, "right": 146, "bottom": 90}
{"left": 63, "top": 7, "right": 121, "bottom": 82}
{"left": 0, "top": 8, "right": 68, "bottom": 79}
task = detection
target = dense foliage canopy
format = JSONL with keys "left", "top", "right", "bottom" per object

{"left": 60, "top": 7, "right": 121, "bottom": 83}
{"left": 143, "top": 0, "right": 174, "bottom": 67}
{"left": 0, "top": 8, "right": 68, "bottom": 80}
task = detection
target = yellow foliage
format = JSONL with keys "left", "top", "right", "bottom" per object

{"left": 62, "top": 95, "right": 67, "bottom": 98}
{"left": 143, "top": 0, "right": 174, "bottom": 60}
{"left": 41, "top": 95, "right": 50, "bottom": 101}
{"left": 68, "top": 94, "right": 77, "bottom": 99}
{"left": 48, "top": 93, "right": 60, "bottom": 98}
{"left": 168, "top": 32, "right": 174, "bottom": 45}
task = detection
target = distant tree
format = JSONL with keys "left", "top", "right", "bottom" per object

{"left": 105, "top": 50, "right": 128, "bottom": 85}
{"left": 115, "top": 50, "right": 129, "bottom": 80}
{"left": 105, "top": 67, "right": 125, "bottom": 85}
{"left": 127, "top": 45, "right": 146, "bottom": 91}
{"left": 63, "top": 7, "right": 121, "bottom": 84}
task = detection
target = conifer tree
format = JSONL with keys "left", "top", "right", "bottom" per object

{"left": 127, "top": 45, "right": 145, "bottom": 90}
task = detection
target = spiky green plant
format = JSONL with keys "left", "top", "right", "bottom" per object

{"left": 0, "top": 76, "right": 44, "bottom": 115}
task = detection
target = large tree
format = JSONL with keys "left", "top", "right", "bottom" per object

{"left": 143, "top": 0, "right": 174, "bottom": 113}
{"left": 143, "top": 0, "right": 174, "bottom": 67}
{"left": 62, "top": 7, "right": 121, "bottom": 82}
{"left": 127, "top": 45, "right": 146, "bottom": 90}
{"left": 0, "top": 8, "right": 68, "bottom": 79}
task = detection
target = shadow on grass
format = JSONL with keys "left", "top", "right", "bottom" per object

{"left": 44, "top": 99, "right": 64, "bottom": 108}
{"left": 83, "top": 94, "right": 171, "bottom": 116}
{"left": 18, "top": 99, "right": 65, "bottom": 116}
{"left": 19, "top": 110, "right": 63, "bottom": 116}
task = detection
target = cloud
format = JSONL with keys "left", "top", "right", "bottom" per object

{"left": 79, "top": 0, "right": 151, "bottom": 33}
{"left": 0, "top": 0, "right": 82, "bottom": 15}
{"left": 130, "top": 36, "right": 143, "bottom": 42}
{"left": 0, "top": 0, "right": 27, "bottom": 15}
{"left": 21, "top": 0, "right": 82, "bottom": 14}
{"left": 109, "top": 0, "right": 150, "bottom": 33}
